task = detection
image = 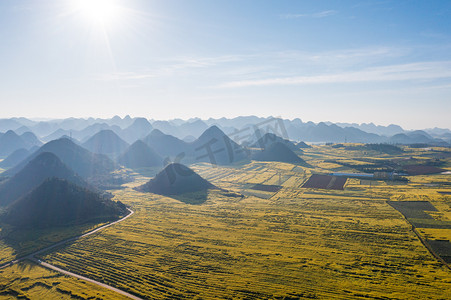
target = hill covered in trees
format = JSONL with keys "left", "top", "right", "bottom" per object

{"left": 0, "top": 152, "right": 87, "bottom": 206}
{"left": 137, "top": 163, "right": 216, "bottom": 196}
{"left": 1, "top": 178, "right": 127, "bottom": 228}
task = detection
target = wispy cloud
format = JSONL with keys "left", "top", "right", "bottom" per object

{"left": 218, "top": 61, "right": 451, "bottom": 88}
{"left": 94, "top": 54, "right": 250, "bottom": 82}
{"left": 281, "top": 10, "right": 338, "bottom": 19}
{"left": 95, "top": 71, "right": 156, "bottom": 81}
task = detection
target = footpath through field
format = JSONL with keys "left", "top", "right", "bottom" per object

{"left": 0, "top": 208, "right": 143, "bottom": 300}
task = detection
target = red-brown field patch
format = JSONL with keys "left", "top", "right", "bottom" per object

{"left": 301, "top": 174, "right": 347, "bottom": 190}
{"left": 404, "top": 165, "right": 446, "bottom": 175}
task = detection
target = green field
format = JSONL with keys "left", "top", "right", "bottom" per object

{"left": 1, "top": 145, "right": 451, "bottom": 299}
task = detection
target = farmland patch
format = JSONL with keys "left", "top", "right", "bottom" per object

{"left": 387, "top": 201, "right": 438, "bottom": 219}
{"left": 301, "top": 174, "right": 347, "bottom": 190}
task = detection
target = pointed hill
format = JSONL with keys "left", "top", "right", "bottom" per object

{"left": 178, "top": 120, "right": 208, "bottom": 138}
{"left": 0, "top": 148, "right": 30, "bottom": 169}
{"left": 1, "top": 178, "right": 127, "bottom": 228}
{"left": 3, "top": 138, "right": 115, "bottom": 179}
{"left": 82, "top": 130, "right": 129, "bottom": 158}
{"left": 77, "top": 123, "right": 116, "bottom": 142}
{"left": 0, "top": 130, "right": 28, "bottom": 157}
{"left": 142, "top": 129, "right": 190, "bottom": 157}
{"left": 0, "top": 119, "right": 22, "bottom": 133}
{"left": 251, "top": 132, "right": 299, "bottom": 151}
{"left": 151, "top": 121, "right": 180, "bottom": 137}
{"left": 43, "top": 128, "right": 71, "bottom": 142}
{"left": 189, "top": 126, "right": 249, "bottom": 165}
{"left": 0, "top": 152, "right": 87, "bottom": 206}
{"left": 20, "top": 132, "right": 42, "bottom": 148}
{"left": 136, "top": 163, "right": 216, "bottom": 196}
{"left": 121, "top": 118, "right": 153, "bottom": 143}
{"left": 252, "top": 142, "right": 308, "bottom": 165}
{"left": 14, "top": 126, "right": 32, "bottom": 135}
{"left": 117, "top": 140, "right": 163, "bottom": 169}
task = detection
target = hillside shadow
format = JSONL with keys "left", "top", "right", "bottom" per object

{"left": 0, "top": 221, "right": 107, "bottom": 262}
{"left": 170, "top": 190, "right": 209, "bottom": 205}
{"left": 298, "top": 160, "right": 313, "bottom": 168}
{"left": 131, "top": 167, "right": 162, "bottom": 178}
{"left": 16, "top": 259, "right": 41, "bottom": 272}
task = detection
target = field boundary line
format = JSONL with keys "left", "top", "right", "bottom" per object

{"left": 386, "top": 201, "right": 451, "bottom": 271}
{"left": 1, "top": 208, "right": 144, "bottom": 300}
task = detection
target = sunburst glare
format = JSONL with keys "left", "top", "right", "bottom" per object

{"left": 71, "top": 0, "right": 124, "bottom": 27}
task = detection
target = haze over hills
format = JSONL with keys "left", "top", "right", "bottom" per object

{"left": 117, "top": 140, "right": 163, "bottom": 169}
{"left": 189, "top": 125, "right": 249, "bottom": 165}
{"left": 0, "top": 130, "right": 42, "bottom": 157}
{"left": 151, "top": 119, "right": 209, "bottom": 139}
{"left": 82, "top": 130, "right": 129, "bottom": 158}
{"left": 3, "top": 138, "right": 115, "bottom": 179}
{"left": 142, "top": 129, "right": 190, "bottom": 157}
{"left": 1, "top": 116, "right": 449, "bottom": 147}
{"left": 120, "top": 118, "right": 153, "bottom": 144}
{"left": 0, "top": 148, "right": 30, "bottom": 169}
{"left": 1, "top": 116, "right": 450, "bottom": 148}
{"left": 1, "top": 178, "right": 127, "bottom": 228}
{"left": 0, "top": 152, "right": 87, "bottom": 206}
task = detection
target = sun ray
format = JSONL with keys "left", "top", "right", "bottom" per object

{"left": 71, "top": 0, "right": 123, "bottom": 26}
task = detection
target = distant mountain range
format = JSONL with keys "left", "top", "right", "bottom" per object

{"left": 0, "top": 116, "right": 450, "bottom": 180}
{"left": 0, "top": 116, "right": 449, "bottom": 150}
{"left": 0, "top": 115, "right": 449, "bottom": 226}
{"left": 3, "top": 138, "right": 115, "bottom": 179}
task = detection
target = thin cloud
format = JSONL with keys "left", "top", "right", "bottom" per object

{"left": 95, "top": 71, "right": 156, "bottom": 81}
{"left": 94, "top": 55, "right": 250, "bottom": 81}
{"left": 281, "top": 10, "right": 338, "bottom": 19}
{"left": 218, "top": 61, "right": 451, "bottom": 88}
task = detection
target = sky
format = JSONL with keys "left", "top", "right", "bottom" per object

{"left": 0, "top": 0, "right": 450, "bottom": 129}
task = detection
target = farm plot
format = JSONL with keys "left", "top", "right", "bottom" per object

{"left": 404, "top": 165, "right": 446, "bottom": 175}
{"left": 250, "top": 184, "right": 282, "bottom": 193}
{"left": 39, "top": 171, "right": 451, "bottom": 299}
{"left": 387, "top": 201, "right": 438, "bottom": 219}
{"left": 427, "top": 240, "right": 451, "bottom": 263}
{"left": 4, "top": 145, "right": 451, "bottom": 299}
{"left": 301, "top": 174, "right": 347, "bottom": 190}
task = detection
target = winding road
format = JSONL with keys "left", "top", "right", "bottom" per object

{"left": 1, "top": 208, "right": 144, "bottom": 300}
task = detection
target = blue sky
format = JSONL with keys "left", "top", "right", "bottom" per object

{"left": 0, "top": 0, "right": 450, "bottom": 129}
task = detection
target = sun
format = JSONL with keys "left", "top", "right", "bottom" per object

{"left": 72, "top": 0, "right": 123, "bottom": 26}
